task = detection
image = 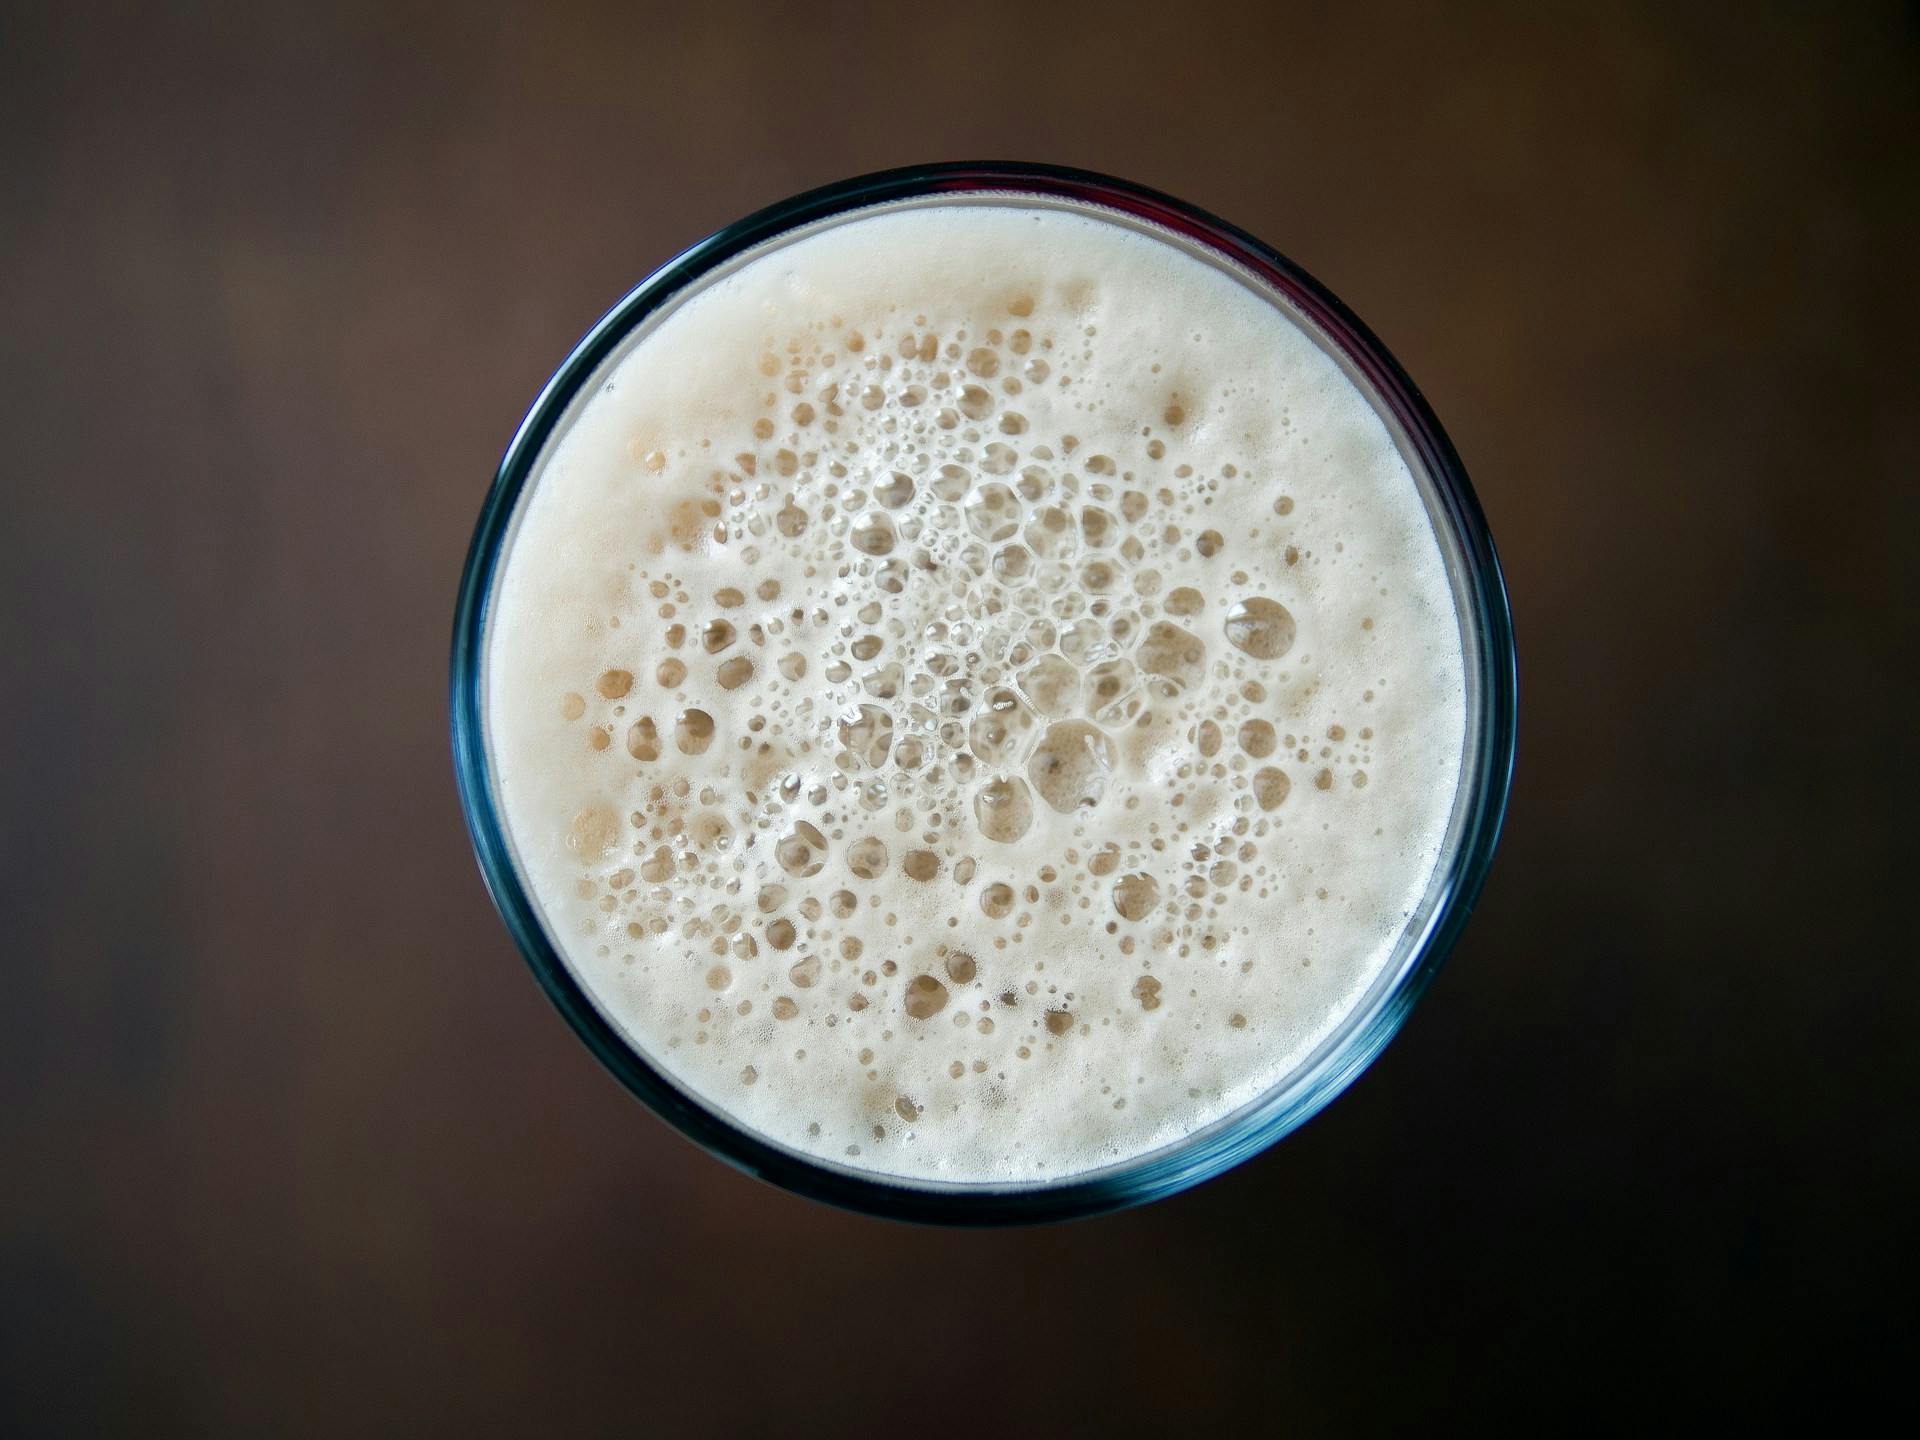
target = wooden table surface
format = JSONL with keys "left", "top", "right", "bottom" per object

{"left": 3, "top": 3, "right": 1911, "bottom": 1431}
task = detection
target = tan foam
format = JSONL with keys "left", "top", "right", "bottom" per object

{"left": 485, "top": 200, "right": 1467, "bottom": 1183}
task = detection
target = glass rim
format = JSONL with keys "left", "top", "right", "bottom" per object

{"left": 451, "top": 161, "right": 1518, "bottom": 1226}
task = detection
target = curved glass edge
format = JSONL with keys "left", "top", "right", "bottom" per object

{"left": 451, "top": 161, "right": 1518, "bottom": 1226}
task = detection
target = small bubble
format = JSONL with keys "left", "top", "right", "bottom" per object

{"left": 674, "top": 709, "right": 715, "bottom": 755}
{"left": 1238, "top": 719, "right": 1277, "bottom": 758}
{"left": 847, "top": 836, "right": 890, "bottom": 879}
{"left": 1225, "top": 597, "right": 1296, "bottom": 660}
{"left": 1112, "top": 872, "right": 1160, "bottom": 922}
{"left": 626, "top": 716, "right": 661, "bottom": 761}
{"left": 980, "top": 883, "right": 1016, "bottom": 919}
{"left": 1253, "top": 768, "right": 1292, "bottom": 809}
{"left": 973, "top": 775, "right": 1035, "bottom": 843}
{"left": 903, "top": 975, "right": 949, "bottom": 1019}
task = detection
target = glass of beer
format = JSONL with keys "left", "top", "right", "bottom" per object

{"left": 451, "top": 163, "right": 1516, "bottom": 1222}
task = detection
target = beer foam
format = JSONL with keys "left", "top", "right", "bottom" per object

{"left": 485, "top": 201, "right": 1467, "bottom": 1184}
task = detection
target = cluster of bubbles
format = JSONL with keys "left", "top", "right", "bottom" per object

{"left": 551, "top": 297, "right": 1382, "bottom": 1155}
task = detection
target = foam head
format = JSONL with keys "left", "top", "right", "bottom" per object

{"left": 485, "top": 199, "right": 1467, "bottom": 1183}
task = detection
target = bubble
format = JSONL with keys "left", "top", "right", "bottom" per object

{"left": 1084, "top": 659, "right": 1139, "bottom": 724}
{"left": 561, "top": 692, "right": 586, "bottom": 720}
{"left": 1164, "top": 587, "right": 1204, "bottom": 617}
{"left": 876, "top": 471, "right": 916, "bottom": 508}
{"left": 1113, "top": 872, "right": 1159, "bottom": 922}
{"left": 716, "top": 656, "right": 755, "bottom": 690}
{"left": 766, "top": 917, "right": 797, "bottom": 949}
{"left": 851, "top": 512, "right": 897, "bottom": 556}
{"left": 1017, "top": 654, "right": 1080, "bottom": 717}
{"left": 946, "top": 952, "right": 978, "bottom": 983}
{"left": 1088, "top": 843, "right": 1121, "bottom": 877}
{"left": 596, "top": 669, "right": 633, "bottom": 699}
{"left": 1044, "top": 1009, "right": 1074, "bottom": 1036}
{"left": 1314, "top": 768, "right": 1334, "bottom": 791}
{"left": 1195, "top": 529, "right": 1224, "bottom": 558}
{"left": 903, "top": 975, "right": 949, "bottom": 1019}
{"left": 973, "top": 775, "right": 1036, "bottom": 843}
{"left": 903, "top": 850, "right": 941, "bottom": 881}
{"left": 1028, "top": 721, "right": 1116, "bottom": 812}
{"left": 705, "top": 965, "right": 732, "bottom": 991}
{"left": 1079, "top": 506, "right": 1117, "bottom": 549}
{"left": 992, "top": 543, "right": 1032, "bottom": 581}
{"left": 1224, "top": 597, "right": 1296, "bottom": 660}
{"left": 776, "top": 821, "right": 829, "bottom": 877}
{"left": 1079, "top": 558, "right": 1118, "bottom": 594}
{"left": 626, "top": 716, "right": 661, "bottom": 760}
{"left": 1238, "top": 719, "right": 1277, "bottom": 758}
{"left": 847, "top": 836, "right": 890, "bottom": 879}
{"left": 980, "top": 882, "right": 1016, "bottom": 919}
{"left": 714, "top": 587, "right": 745, "bottom": 609}
{"left": 1196, "top": 720, "right": 1222, "bottom": 757}
{"left": 565, "top": 806, "right": 621, "bottom": 859}
{"left": 964, "top": 482, "right": 1021, "bottom": 541}
{"left": 968, "top": 686, "right": 1034, "bottom": 764}
{"left": 895, "top": 1096, "right": 921, "bottom": 1122}
{"left": 788, "top": 955, "right": 819, "bottom": 987}
{"left": 772, "top": 996, "right": 799, "bottom": 1021}
{"left": 1136, "top": 621, "right": 1207, "bottom": 693}
{"left": 1022, "top": 505, "right": 1076, "bottom": 560}
{"left": 778, "top": 652, "right": 806, "bottom": 681}
{"left": 1252, "top": 767, "right": 1291, "bottom": 809}
{"left": 1131, "top": 974, "right": 1164, "bottom": 1010}
{"left": 838, "top": 703, "right": 894, "bottom": 767}
{"left": 702, "top": 619, "right": 736, "bottom": 653}
{"left": 674, "top": 709, "right": 715, "bottom": 755}
{"left": 656, "top": 658, "right": 687, "bottom": 687}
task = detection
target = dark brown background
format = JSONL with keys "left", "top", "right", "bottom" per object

{"left": 3, "top": 1, "right": 1912, "bottom": 1433}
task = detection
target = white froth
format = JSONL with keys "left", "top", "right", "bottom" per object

{"left": 485, "top": 201, "right": 1467, "bottom": 1184}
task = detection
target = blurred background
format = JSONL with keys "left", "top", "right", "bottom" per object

{"left": 3, "top": 1, "right": 1912, "bottom": 1432}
